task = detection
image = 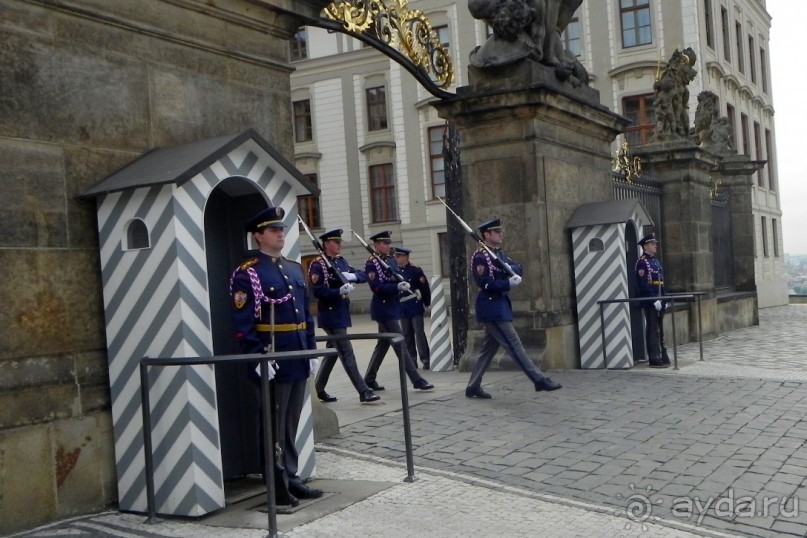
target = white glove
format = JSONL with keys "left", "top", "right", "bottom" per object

{"left": 254, "top": 361, "right": 277, "bottom": 381}
{"left": 653, "top": 300, "right": 662, "bottom": 311}
{"left": 508, "top": 274, "right": 522, "bottom": 287}
{"left": 341, "top": 271, "right": 358, "bottom": 282}
{"left": 339, "top": 283, "right": 355, "bottom": 294}
{"left": 309, "top": 358, "right": 320, "bottom": 374}
{"left": 397, "top": 281, "right": 411, "bottom": 292}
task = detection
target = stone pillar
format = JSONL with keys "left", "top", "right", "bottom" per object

{"left": 434, "top": 63, "right": 626, "bottom": 371}
{"left": 715, "top": 155, "right": 764, "bottom": 292}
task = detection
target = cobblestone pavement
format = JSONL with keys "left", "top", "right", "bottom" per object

{"left": 321, "top": 305, "right": 807, "bottom": 537}
{"left": 13, "top": 305, "right": 807, "bottom": 537}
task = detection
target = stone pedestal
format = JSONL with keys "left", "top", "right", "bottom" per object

{"left": 434, "top": 63, "right": 626, "bottom": 371}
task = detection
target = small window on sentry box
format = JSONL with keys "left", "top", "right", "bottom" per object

{"left": 125, "top": 219, "right": 150, "bottom": 250}
{"left": 588, "top": 238, "right": 604, "bottom": 252}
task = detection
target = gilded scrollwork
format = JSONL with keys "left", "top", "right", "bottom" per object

{"left": 323, "top": 0, "right": 454, "bottom": 89}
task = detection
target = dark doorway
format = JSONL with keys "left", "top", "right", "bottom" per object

{"left": 625, "top": 222, "right": 646, "bottom": 363}
{"left": 204, "top": 178, "right": 267, "bottom": 481}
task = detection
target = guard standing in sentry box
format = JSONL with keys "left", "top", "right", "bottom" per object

{"left": 393, "top": 246, "right": 432, "bottom": 370}
{"left": 634, "top": 233, "right": 671, "bottom": 368}
{"left": 229, "top": 206, "right": 324, "bottom": 507}
{"left": 305, "top": 228, "right": 381, "bottom": 404}
{"left": 357, "top": 230, "right": 434, "bottom": 392}
{"left": 465, "top": 218, "right": 562, "bottom": 399}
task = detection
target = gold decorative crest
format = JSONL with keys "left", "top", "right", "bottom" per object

{"left": 612, "top": 139, "right": 642, "bottom": 182}
{"left": 233, "top": 291, "right": 248, "bottom": 309}
{"left": 322, "top": 0, "right": 454, "bottom": 90}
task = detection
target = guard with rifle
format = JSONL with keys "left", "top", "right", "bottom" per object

{"left": 394, "top": 246, "right": 432, "bottom": 370}
{"left": 230, "top": 206, "right": 324, "bottom": 507}
{"left": 302, "top": 226, "right": 381, "bottom": 403}
{"left": 439, "top": 208, "right": 562, "bottom": 399}
{"left": 357, "top": 230, "right": 434, "bottom": 392}
{"left": 634, "top": 233, "right": 670, "bottom": 368}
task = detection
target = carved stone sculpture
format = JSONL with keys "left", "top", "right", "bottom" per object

{"left": 468, "top": 0, "right": 588, "bottom": 85}
{"left": 652, "top": 48, "right": 697, "bottom": 140}
{"left": 691, "top": 90, "right": 733, "bottom": 152}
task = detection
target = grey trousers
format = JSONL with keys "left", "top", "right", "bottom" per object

{"left": 467, "top": 320, "right": 546, "bottom": 389}
{"left": 401, "top": 315, "right": 430, "bottom": 365}
{"left": 315, "top": 326, "right": 370, "bottom": 395}
{"left": 364, "top": 319, "right": 426, "bottom": 386}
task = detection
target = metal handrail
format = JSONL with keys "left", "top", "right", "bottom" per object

{"left": 596, "top": 294, "right": 703, "bottom": 370}
{"left": 140, "top": 348, "right": 338, "bottom": 537}
{"left": 314, "top": 333, "right": 415, "bottom": 481}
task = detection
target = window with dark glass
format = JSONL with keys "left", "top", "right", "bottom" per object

{"left": 434, "top": 24, "right": 450, "bottom": 48}
{"left": 735, "top": 21, "right": 743, "bottom": 73}
{"left": 761, "top": 216, "right": 768, "bottom": 257}
{"left": 290, "top": 27, "right": 308, "bottom": 61}
{"left": 623, "top": 94, "right": 655, "bottom": 145}
{"left": 428, "top": 125, "right": 446, "bottom": 198}
{"left": 620, "top": 0, "right": 652, "bottom": 48}
{"left": 562, "top": 16, "right": 582, "bottom": 57}
{"left": 438, "top": 232, "right": 450, "bottom": 277}
{"left": 366, "top": 86, "right": 388, "bottom": 131}
{"left": 726, "top": 104, "right": 736, "bottom": 147}
{"left": 760, "top": 47, "right": 768, "bottom": 93}
{"left": 721, "top": 7, "right": 730, "bottom": 62}
{"left": 765, "top": 128, "right": 775, "bottom": 191}
{"left": 298, "top": 173, "right": 321, "bottom": 228}
{"left": 704, "top": 0, "right": 714, "bottom": 48}
{"left": 369, "top": 163, "right": 397, "bottom": 222}
{"left": 748, "top": 35, "right": 756, "bottom": 84}
{"left": 772, "top": 218, "right": 779, "bottom": 257}
{"left": 740, "top": 113, "right": 749, "bottom": 156}
{"left": 293, "top": 99, "right": 312, "bottom": 143}
{"left": 754, "top": 121, "right": 763, "bottom": 187}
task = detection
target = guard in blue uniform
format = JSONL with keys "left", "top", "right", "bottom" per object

{"left": 230, "top": 206, "right": 323, "bottom": 506}
{"left": 362, "top": 231, "right": 434, "bottom": 391}
{"left": 634, "top": 233, "right": 670, "bottom": 368}
{"left": 394, "top": 246, "right": 432, "bottom": 369}
{"left": 308, "top": 229, "right": 380, "bottom": 403}
{"left": 465, "top": 219, "right": 562, "bottom": 399}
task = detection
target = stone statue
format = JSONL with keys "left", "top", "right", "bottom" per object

{"left": 691, "top": 90, "right": 733, "bottom": 152}
{"left": 468, "top": 0, "right": 588, "bottom": 85}
{"left": 652, "top": 48, "right": 697, "bottom": 140}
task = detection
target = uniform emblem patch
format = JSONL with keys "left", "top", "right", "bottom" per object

{"left": 419, "top": 276, "right": 427, "bottom": 283}
{"left": 476, "top": 264, "right": 486, "bottom": 276}
{"left": 233, "top": 291, "right": 248, "bottom": 309}
{"left": 311, "top": 273, "right": 320, "bottom": 284}
{"left": 638, "top": 269, "right": 645, "bottom": 278}
{"left": 368, "top": 272, "right": 376, "bottom": 281}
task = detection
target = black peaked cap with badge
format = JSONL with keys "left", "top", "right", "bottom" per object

{"left": 319, "top": 229, "right": 343, "bottom": 242}
{"left": 245, "top": 206, "right": 286, "bottom": 233}
{"left": 478, "top": 218, "right": 502, "bottom": 234}
{"left": 370, "top": 230, "right": 392, "bottom": 243}
{"left": 638, "top": 233, "right": 659, "bottom": 246}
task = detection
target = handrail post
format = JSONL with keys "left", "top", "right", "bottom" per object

{"left": 139, "top": 361, "right": 159, "bottom": 524}
{"left": 396, "top": 338, "right": 416, "bottom": 482}
{"left": 260, "top": 359, "right": 279, "bottom": 537}
{"left": 670, "top": 298, "right": 679, "bottom": 370}
{"left": 599, "top": 302, "right": 608, "bottom": 370}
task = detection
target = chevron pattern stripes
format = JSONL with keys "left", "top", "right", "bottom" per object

{"left": 98, "top": 140, "right": 315, "bottom": 516}
{"left": 571, "top": 224, "right": 632, "bottom": 369}
{"left": 428, "top": 276, "right": 454, "bottom": 371}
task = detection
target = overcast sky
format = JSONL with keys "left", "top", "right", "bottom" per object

{"left": 767, "top": 0, "right": 806, "bottom": 255}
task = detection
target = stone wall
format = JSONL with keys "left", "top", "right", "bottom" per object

{"left": 0, "top": 0, "right": 307, "bottom": 532}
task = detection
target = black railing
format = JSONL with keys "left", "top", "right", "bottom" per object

{"left": 596, "top": 294, "right": 704, "bottom": 370}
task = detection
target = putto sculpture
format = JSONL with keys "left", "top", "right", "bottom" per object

{"left": 652, "top": 47, "right": 697, "bottom": 140}
{"left": 467, "top": 0, "right": 588, "bottom": 86}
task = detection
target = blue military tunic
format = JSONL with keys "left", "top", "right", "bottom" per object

{"left": 634, "top": 252, "right": 665, "bottom": 302}
{"left": 471, "top": 247, "right": 523, "bottom": 322}
{"left": 308, "top": 255, "right": 367, "bottom": 329}
{"left": 230, "top": 252, "right": 315, "bottom": 382}
{"left": 365, "top": 254, "right": 403, "bottom": 321}
{"left": 399, "top": 262, "right": 431, "bottom": 318}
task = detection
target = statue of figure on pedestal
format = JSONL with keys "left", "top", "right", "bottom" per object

{"left": 468, "top": 0, "right": 588, "bottom": 85}
{"left": 652, "top": 47, "right": 697, "bottom": 140}
{"left": 691, "top": 90, "right": 733, "bottom": 152}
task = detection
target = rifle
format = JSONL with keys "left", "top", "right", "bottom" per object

{"left": 437, "top": 197, "right": 517, "bottom": 277}
{"left": 350, "top": 229, "right": 417, "bottom": 298}
{"left": 297, "top": 215, "right": 349, "bottom": 286}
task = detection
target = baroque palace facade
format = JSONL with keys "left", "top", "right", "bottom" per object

{"left": 289, "top": 0, "right": 787, "bottom": 308}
